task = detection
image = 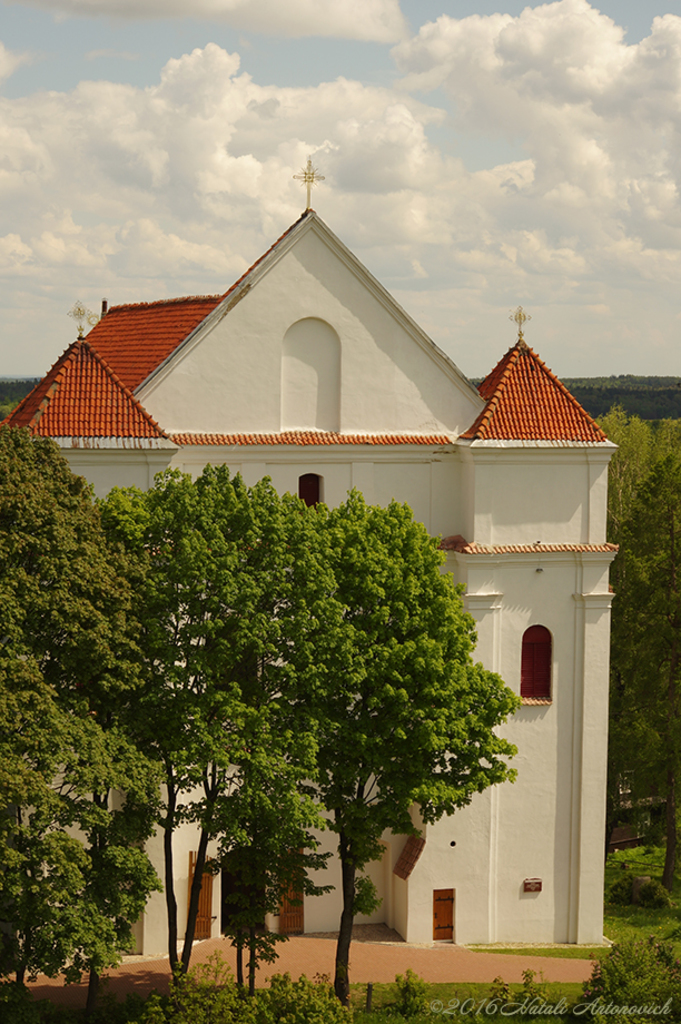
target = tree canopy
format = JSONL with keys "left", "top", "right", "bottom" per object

{"left": 308, "top": 493, "right": 519, "bottom": 1003}
{"left": 0, "top": 427, "right": 160, "bottom": 1000}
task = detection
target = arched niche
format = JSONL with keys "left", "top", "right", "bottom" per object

{"left": 281, "top": 318, "right": 340, "bottom": 432}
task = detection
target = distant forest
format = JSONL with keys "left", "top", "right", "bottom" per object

{"left": 561, "top": 376, "right": 681, "bottom": 420}
{"left": 0, "top": 379, "right": 39, "bottom": 421}
{"left": 2, "top": 375, "right": 681, "bottom": 423}
{"left": 465, "top": 374, "right": 681, "bottom": 421}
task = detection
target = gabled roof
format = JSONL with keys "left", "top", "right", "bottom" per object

{"left": 460, "top": 340, "right": 607, "bottom": 443}
{"left": 88, "top": 212, "right": 311, "bottom": 392}
{"left": 85, "top": 295, "right": 225, "bottom": 392}
{"left": 3, "top": 339, "right": 166, "bottom": 439}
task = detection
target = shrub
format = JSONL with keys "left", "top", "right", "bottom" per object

{"left": 257, "top": 973, "right": 351, "bottom": 1024}
{"left": 394, "top": 969, "right": 428, "bottom": 1018}
{"left": 168, "top": 953, "right": 256, "bottom": 1024}
{"left": 638, "top": 879, "right": 673, "bottom": 909}
{"left": 606, "top": 874, "right": 633, "bottom": 906}
{"left": 583, "top": 937, "right": 681, "bottom": 1018}
{"left": 0, "top": 983, "right": 41, "bottom": 1024}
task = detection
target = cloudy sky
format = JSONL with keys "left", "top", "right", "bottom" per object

{"left": 2, "top": 0, "right": 681, "bottom": 380}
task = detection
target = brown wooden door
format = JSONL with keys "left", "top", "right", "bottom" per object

{"left": 433, "top": 888, "right": 454, "bottom": 941}
{"left": 188, "top": 851, "right": 214, "bottom": 941}
{"left": 279, "top": 884, "right": 304, "bottom": 935}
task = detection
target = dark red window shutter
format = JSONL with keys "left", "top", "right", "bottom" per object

{"left": 298, "top": 473, "right": 320, "bottom": 507}
{"left": 521, "top": 625, "right": 552, "bottom": 699}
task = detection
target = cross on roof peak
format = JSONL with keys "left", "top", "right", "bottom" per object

{"left": 509, "top": 305, "right": 532, "bottom": 342}
{"left": 293, "top": 157, "right": 325, "bottom": 211}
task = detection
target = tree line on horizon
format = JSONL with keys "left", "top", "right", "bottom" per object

{"left": 0, "top": 427, "right": 518, "bottom": 1012}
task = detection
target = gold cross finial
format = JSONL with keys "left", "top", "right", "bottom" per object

{"left": 293, "top": 157, "right": 325, "bottom": 210}
{"left": 68, "top": 300, "right": 99, "bottom": 339}
{"left": 510, "top": 305, "right": 531, "bottom": 341}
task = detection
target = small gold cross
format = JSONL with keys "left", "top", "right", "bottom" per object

{"left": 293, "top": 157, "right": 325, "bottom": 210}
{"left": 68, "top": 300, "right": 99, "bottom": 339}
{"left": 509, "top": 305, "right": 531, "bottom": 341}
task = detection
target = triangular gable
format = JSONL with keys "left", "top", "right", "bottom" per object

{"left": 97, "top": 212, "right": 311, "bottom": 394}
{"left": 3, "top": 340, "right": 167, "bottom": 439}
{"left": 460, "top": 340, "right": 607, "bottom": 443}
{"left": 138, "top": 210, "right": 481, "bottom": 410}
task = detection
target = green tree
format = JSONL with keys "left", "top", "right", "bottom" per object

{"left": 0, "top": 426, "right": 160, "bottom": 1000}
{"left": 307, "top": 493, "right": 520, "bottom": 1004}
{"left": 609, "top": 452, "right": 681, "bottom": 889}
{"left": 102, "top": 467, "right": 334, "bottom": 976}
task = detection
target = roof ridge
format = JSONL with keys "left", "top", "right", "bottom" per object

{"left": 80, "top": 340, "right": 167, "bottom": 437}
{"left": 522, "top": 342, "right": 606, "bottom": 440}
{"left": 108, "top": 294, "right": 225, "bottom": 314}
{"left": 472, "top": 344, "right": 522, "bottom": 438}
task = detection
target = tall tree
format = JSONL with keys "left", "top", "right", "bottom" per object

{"left": 609, "top": 452, "right": 681, "bottom": 889}
{"left": 307, "top": 492, "right": 519, "bottom": 1004}
{"left": 0, "top": 426, "right": 160, "bottom": 996}
{"left": 102, "top": 467, "right": 335, "bottom": 974}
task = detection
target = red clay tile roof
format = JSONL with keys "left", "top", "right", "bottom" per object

{"left": 440, "top": 536, "right": 618, "bottom": 554}
{"left": 170, "top": 431, "right": 452, "bottom": 446}
{"left": 393, "top": 835, "right": 426, "bottom": 881}
{"left": 460, "top": 340, "right": 607, "bottom": 442}
{"left": 87, "top": 211, "right": 311, "bottom": 391}
{"left": 3, "top": 340, "right": 166, "bottom": 438}
{"left": 85, "top": 295, "right": 225, "bottom": 392}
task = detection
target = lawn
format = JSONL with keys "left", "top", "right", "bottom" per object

{"left": 349, "top": 978, "right": 585, "bottom": 1024}
{"left": 603, "top": 846, "right": 681, "bottom": 954}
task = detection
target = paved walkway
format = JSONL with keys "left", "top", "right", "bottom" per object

{"left": 28, "top": 933, "right": 595, "bottom": 1011}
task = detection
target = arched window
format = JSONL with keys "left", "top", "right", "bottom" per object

{"left": 299, "top": 473, "right": 321, "bottom": 508}
{"left": 521, "top": 625, "right": 552, "bottom": 700}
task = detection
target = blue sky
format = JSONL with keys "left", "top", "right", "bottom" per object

{"left": 2, "top": 0, "right": 681, "bottom": 379}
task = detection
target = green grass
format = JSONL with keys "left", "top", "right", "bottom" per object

{"left": 465, "top": 945, "right": 602, "bottom": 959}
{"left": 603, "top": 846, "right": 681, "bottom": 955}
{"left": 349, "top": 979, "right": 584, "bottom": 1023}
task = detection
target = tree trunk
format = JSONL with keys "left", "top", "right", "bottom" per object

{"left": 236, "top": 925, "right": 244, "bottom": 987}
{"left": 334, "top": 831, "right": 356, "bottom": 1006}
{"left": 663, "top": 768, "right": 676, "bottom": 891}
{"left": 248, "top": 925, "right": 257, "bottom": 997}
{"left": 85, "top": 967, "right": 99, "bottom": 1016}
{"left": 181, "top": 827, "right": 210, "bottom": 973}
{"left": 164, "top": 774, "right": 179, "bottom": 972}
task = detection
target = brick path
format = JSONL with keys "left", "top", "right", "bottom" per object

{"left": 28, "top": 934, "right": 594, "bottom": 1011}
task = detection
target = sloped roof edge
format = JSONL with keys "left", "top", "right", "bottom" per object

{"left": 136, "top": 211, "right": 484, "bottom": 419}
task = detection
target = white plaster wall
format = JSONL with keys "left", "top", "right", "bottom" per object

{"left": 464, "top": 449, "right": 612, "bottom": 547}
{"left": 282, "top": 318, "right": 340, "bottom": 432}
{"left": 63, "top": 449, "right": 175, "bottom": 499}
{"left": 136, "top": 227, "right": 482, "bottom": 437}
{"left": 171, "top": 449, "right": 464, "bottom": 539}
{"left": 139, "top": 813, "right": 222, "bottom": 956}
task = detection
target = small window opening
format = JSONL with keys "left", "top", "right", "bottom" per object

{"left": 521, "top": 625, "right": 552, "bottom": 701}
{"left": 298, "top": 473, "right": 321, "bottom": 508}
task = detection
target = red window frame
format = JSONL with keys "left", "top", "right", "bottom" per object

{"left": 521, "top": 625, "right": 552, "bottom": 700}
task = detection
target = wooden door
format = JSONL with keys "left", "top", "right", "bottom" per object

{"left": 188, "top": 851, "right": 214, "bottom": 941}
{"left": 279, "top": 884, "right": 304, "bottom": 935}
{"left": 433, "top": 888, "right": 454, "bottom": 941}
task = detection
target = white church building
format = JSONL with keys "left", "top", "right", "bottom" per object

{"left": 6, "top": 210, "right": 616, "bottom": 951}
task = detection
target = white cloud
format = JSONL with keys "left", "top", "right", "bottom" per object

{"left": 0, "top": 40, "right": 31, "bottom": 82}
{"left": 12, "top": 0, "right": 409, "bottom": 42}
{"left": 3, "top": 5, "right": 681, "bottom": 377}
